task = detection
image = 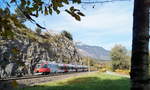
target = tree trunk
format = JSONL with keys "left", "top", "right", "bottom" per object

{"left": 131, "top": 0, "right": 150, "bottom": 90}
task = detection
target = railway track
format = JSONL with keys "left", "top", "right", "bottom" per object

{"left": 0, "top": 72, "right": 84, "bottom": 81}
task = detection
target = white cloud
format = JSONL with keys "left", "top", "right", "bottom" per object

{"left": 26, "top": 1, "right": 133, "bottom": 50}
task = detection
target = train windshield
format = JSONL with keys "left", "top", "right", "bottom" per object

{"left": 42, "top": 64, "right": 48, "bottom": 68}
{"left": 36, "top": 64, "right": 41, "bottom": 68}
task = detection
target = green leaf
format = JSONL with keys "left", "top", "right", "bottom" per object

{"left": 44, "top": 7, "right": 48, "bottom": 15}
{"left": 66, "top": 9, "right": 81, "bottom": 21}
{"left": 36, "top": 10, "right": 39, "bottom": 17}
{"left": 70, "top": 6, "right": 74, "bottom": 12}
{"left": 63, "top": 0, "right": 69, "bottom": 4}
{"left": 74, "top": 14, "right": 81, "bottom": 21}
{"left": 48, "top": 6, "right": 52, "bottom": 15}
{"left": 72, "top": 0, "right": 81, "bottom": 3}
{"left": 39, "top": 6, "right": 42, "bottom": 10}
{"left": 27, "top": 0, "right": 31, "bottom": 5}
{"left": 77, "top": 12, "right": 85, "bottom": 16}
{"left": 53, "top": 7, "right": 60, "bottom": 14}
{"left": 57, "top": 2, "right": 64, "bottom": 7}
{"left": 65, "top": 9, "right": 72, "bottom": 15}
{"left": 21, "top": 0, "right": 26, "bottom": 7}
{"left": 56, "top": 9, "right": 60, "bottom": 14}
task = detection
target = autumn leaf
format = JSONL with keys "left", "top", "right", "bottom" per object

{"left": 74, "top": 14, "right": 81, "bottom": 21}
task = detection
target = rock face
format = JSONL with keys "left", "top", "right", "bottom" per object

{"left": 0, "top": 23, "right": 82, "bottom": 78}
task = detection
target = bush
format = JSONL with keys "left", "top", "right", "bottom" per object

{"left": 115, "top": 69, "right": 130, "bottom": 75}
{"left": 110, "top": 44, "right": 131, "bottom": 71}
{"left": 61, "top": 30, "right": 73, "bottom": 40}
{"left": 99, "top": 68, "right": 107, "bottom": 72}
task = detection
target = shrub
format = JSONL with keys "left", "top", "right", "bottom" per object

{"left": 61, "top": 30, "right": 73, "bottom": 40}
{"left": 115, "top": 69, "right": 130, "bottom": 75}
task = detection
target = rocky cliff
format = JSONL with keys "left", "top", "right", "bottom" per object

{"left": 0, "top": 20, "right": 82, "bottom": 78}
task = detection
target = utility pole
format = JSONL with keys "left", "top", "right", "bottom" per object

{"left": 88, "top": 57, "right": 90, "bottom": 72}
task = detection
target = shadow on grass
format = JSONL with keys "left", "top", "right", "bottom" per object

{"left": 20, "top": 76, "right": 130, "bottom": 90}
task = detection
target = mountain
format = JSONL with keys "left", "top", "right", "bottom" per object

{"left": 75, "top": 42, "right": 111, "bottom": 60}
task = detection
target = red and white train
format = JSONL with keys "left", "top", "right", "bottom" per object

{"left": 34, "top": 61, "right": 88, "bottom": 75}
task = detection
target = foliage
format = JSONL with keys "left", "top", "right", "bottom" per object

{"left": 98, "top": 61, "right": 112, "bottom": 72}
{"left": 99, "top": 68, "right": 107, "bottom": 72}
{"left": 115, "top": 69, "right": 130, "bottom": 75}
{"left": 110, "top": 44, "right": 130, "bottom": 71}
{"left": 0, "top": 0, "right": 85, "bottom": 38}
{"left": 82, "top": 57, "right": 97, "bottom": 66}
{"left": 18, "top": 72, "right": 130, "bottom": 90}
{"left": 61, "top": 30, "right": 73, "bottom": 40}
{"left": 0, "top": 8, "right": 27, "bottom": 39}
{"left": 9, "top": 0, "right": 84, "bottom": 21}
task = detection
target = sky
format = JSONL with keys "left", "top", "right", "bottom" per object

{"left": 25, "top": 1, "right": 134, "bottom": 50}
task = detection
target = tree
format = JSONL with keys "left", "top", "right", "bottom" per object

{"left": 131, "top": 0, "right": 150, "bottom": 90}
{"left": 61, "top": 30, "right": 73, "bottom": 40}
{"left": 110, "top": 44, "right": 130, "bottom": 71}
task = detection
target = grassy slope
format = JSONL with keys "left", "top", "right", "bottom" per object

{"left": 20, "top": 72, "right": 130, "bottom": 90}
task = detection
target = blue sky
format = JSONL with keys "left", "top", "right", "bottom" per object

{"left": 25, "top": 1, "right": 134, "bottom": 50}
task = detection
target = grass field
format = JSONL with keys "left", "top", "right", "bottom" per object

{"left": 19, "top": 72, "right": 130, "bottom": 90}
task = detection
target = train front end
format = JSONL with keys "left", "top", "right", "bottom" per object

{"left": 34, "top": 64, "right": 51, "bottom": 75}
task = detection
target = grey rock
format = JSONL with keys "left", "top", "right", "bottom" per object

{"left": 0, "top": 25, "right": 82, "bottom": 78}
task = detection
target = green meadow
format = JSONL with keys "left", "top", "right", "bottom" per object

{"left": 20, "top": 72, "right": 130, "bottom": 90}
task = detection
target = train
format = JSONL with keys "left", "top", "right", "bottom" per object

{"left": 34, "top": 61, "right": 88, "bottom": 75}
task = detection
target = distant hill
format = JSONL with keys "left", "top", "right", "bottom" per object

{"left": 75, "top": 42, "right": 111, "bottom": 60}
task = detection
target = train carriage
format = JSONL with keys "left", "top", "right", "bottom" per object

{"left": 34, "top": 61, "right": 88, "bottom": 74}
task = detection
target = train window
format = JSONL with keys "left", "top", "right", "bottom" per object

{"left": 36, "top": 64, "right": 41, "bottom": 68}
